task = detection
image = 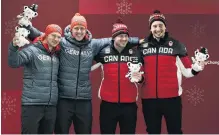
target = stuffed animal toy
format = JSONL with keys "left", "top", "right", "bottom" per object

{"left": 14, "top": 26, "right": 30, "bottom": 47}
{"left": 17, "top": 4, "right": 38, "bottom": 27}
{"left": 191, "top": 47, "right": 209, "bottom": 71}
{"left": 125, "top": 62, "right": 144, "bottom": 83}
{"left": 192, "top": 47, "right": 209, "bottom": 63}
{"left": 15, "top": 26, "right": 30, "bottom": 37}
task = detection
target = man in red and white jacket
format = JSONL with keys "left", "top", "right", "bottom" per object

{"left": 138, "top": 10, "right": 205, "bottom": 134}
{"left": 93, "top": 19, "right": 143, "bottom": 134}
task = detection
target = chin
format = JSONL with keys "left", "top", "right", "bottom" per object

{"left": 122, "top": 44, "right": 127, "bottom": 47}
{"left": 51, "top": 43, "right": 58, "bottom": 47}
{"left": 155, "top": 34, "right": 162, "bottom": 38}
{"left": 75, "top": 37, "right": 84, "bottom": 41}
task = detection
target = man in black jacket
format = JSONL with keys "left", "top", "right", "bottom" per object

{"left": 93, "top": 19, "right": 144, "bottom": 134}
{"left": 138, "top": 10, "right": 205, "bottom": 134}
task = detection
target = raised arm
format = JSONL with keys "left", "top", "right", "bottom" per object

{"left": 25, "top": 25, "right": 43, "bottom": 41}
{"left": 8, "top": 37, "right": 33, "bottom": 68}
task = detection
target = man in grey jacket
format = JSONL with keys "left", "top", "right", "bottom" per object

{"left": 22, "top": 12, "right": 139, "bottom": 134}
{"left": 8, "top": 24, "right": 62, "bottom": 134}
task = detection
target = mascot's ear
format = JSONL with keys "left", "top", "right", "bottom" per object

{"left": 195, "top": 50, "right": 199, "bottom": 55}
{"left": 127, "top": 62, "right": 131, "bottom": 67}
{"left": 15, "top": 26, "right": 19, "bottom": 31}
{"left": 138, "top": 63, "right": 142, "bottom": 67}
{"left": 206, "top": 54, "right": 209, "bottom": 59}
{"left": 24, "top": 6, "right": 28, "bottom": 10}
{"left": 34, "top": 12, "right": 38, "bottom": 17}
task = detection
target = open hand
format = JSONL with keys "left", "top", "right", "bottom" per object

{"left": 12, "top": 36, "right": 20, "bottom": 46}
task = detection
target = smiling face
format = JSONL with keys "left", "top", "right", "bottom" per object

{"left": 46, "top": 32, "right": 62, "bottom": 48}
{"left": 150, "top": 21, "right": 166, "bottom": 38}
{"left": 114, "top": 34, "right": 129, "bottom": 49}
{"left": 71, "top": 25, "right": 86, "bottom": 41}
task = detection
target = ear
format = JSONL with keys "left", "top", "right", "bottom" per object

{"left": 206, "top": 54, "right": 209, "bottom": 59}
{"left": 138, "top": 63, "right": 142, "bottom": 67}
{"left": 127, "top": 62, "right": 131, "bottom": 67}
{"left": 15, "top": 26, "right": 19, "bottom": 31}
{"left": 34, "top": 12, "right": 38, "bottom": 17}
{"left": 24, "top": 6, "right": 28, "bottom": 10}
{"left": 195, "top": 50, "right": 198, "bottom": 55}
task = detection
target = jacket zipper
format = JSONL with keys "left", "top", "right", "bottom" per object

{"left": 75, "top": 48, "right": 82, "bottom": 98}
{"left": 156, "top": 45, "right": 159, "bottom": 98}
{"left": 48, "top": 54, "right": 53, "bottom": 105}
{"left": 118, "top": 54, "right": 121, "bottom": 103}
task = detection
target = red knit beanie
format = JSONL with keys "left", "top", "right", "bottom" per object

{"left": 112, "top": 18, "right": 129, "bottom": 38}
{"left": 149, "top": 10, "right": 166, "bottom": 28}
{"left": 70, "top": 13, "right": 87, "bottom": 30}
{"left": 34, "top": 24, "right": 62, "bottom": 41}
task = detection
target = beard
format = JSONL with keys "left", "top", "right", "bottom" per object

{"left": 153, "top": 31, "right": 165, "bottom": 38}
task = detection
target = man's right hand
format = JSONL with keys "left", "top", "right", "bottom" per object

{"left": 12, "top": 36, "right": 20, "bottom": 46}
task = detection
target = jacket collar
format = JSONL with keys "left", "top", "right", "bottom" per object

{"left": 34, "top": 41, "right": 60, "bottom": 55}
{"left": 110, "top": 39, "right": 134, "bottom": 53}
{"left": 147, "top": 32, "right": 169, "bottom": 45}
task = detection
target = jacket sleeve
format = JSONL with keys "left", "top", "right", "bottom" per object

{"left": 92, "top": 38, "right": 111, "bottom": 55}
{"left": 8, "top": 42, "right": 33, "bottom": 68}
{"left": 128, "top": 37, "right": 140, "bottom": 47}
{"left": 177, "top": 42, "right": 199, "bottom": 78}
{"left": 25, "top": 25, "right": 43, "bottom": 41}
{"left": 91, "top": 54, "right": 102, "bottom": 71}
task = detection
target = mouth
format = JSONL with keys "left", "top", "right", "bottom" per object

{"left": 52, "top": 41, "right": 58, "bottom": 45}
{"left": 155, "top": 31, "right": 161, "bottom": 34}
{"left": 155, "top": 32, "right": 163, "bottom": 37}
{"left": 76, "top": 34, "right": 83, "bottom": 38}
{"left": 119, "top": 42, "right": 126, "bottom": 45}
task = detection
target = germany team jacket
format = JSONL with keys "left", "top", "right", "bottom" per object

{"left": 94, "top": 40, "right": 143, "bottom": 103}
{"left": 138, "top": 32, "right": 199, "bottom": 99}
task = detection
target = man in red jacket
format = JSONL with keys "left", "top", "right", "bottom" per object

{"left": 93, "top": 19, "right": 144, "bottom": 134}
{"left": 138, "top": 10, "right": 205, "bottom": 134}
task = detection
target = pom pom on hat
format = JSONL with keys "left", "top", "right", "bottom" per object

{"left": 149, "top": 10, "right": 166, "bottom": 28}
{"left": 70, "top": 13, "right": 87, "bottom": 30}
{"left": 112, "top": 17, "right": 129, "bottom": 38}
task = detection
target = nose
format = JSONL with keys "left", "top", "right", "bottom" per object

{"left": 122, "top": 37, "right": 128, "bottom": 41}
{"left": 53, "top": 37, "right": 60, "bottom": 42}
{"left": 156, "top": 27, "right": 161, "bottom": 31}
{"left": 55, "top": 38, "right": 60, "bottom": 41}
{"left": 77, "top": 29, "right": 82, "bottom": 33}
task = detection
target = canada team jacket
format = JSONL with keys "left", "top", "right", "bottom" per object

{"left": 95, "top": 41, "right": 143, "bottom": 103}
{"left": 138, "top": 33, "right": 198, "bottom": 99}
